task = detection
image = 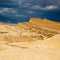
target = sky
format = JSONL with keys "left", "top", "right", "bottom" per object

{"left": 0, "top": 0, "right": 60, "bottom": 23}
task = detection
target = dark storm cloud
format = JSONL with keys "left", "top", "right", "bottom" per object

{"left": 0, "top": 0, "right": 60, "bottom": 9}
{"left": 0, "top": 0, "right": 60, "bottom": 23}
{"left": 0, "top": 0, "right": 19, "bottom": 7}
{"left": 0, "top": 0, "right": 60, "bottom": 14}
{"left": 0, "top": 0, "right": 59, "bottom": 18}
{"left": 23, "top": 0, "right": 60, "bottom": 10}
{"left": 26, "top": 0, "right": 60, "bottom": 5}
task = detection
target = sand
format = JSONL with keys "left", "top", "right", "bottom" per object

{"left": 0, "top": 34, "right": 60, "bottom": 60}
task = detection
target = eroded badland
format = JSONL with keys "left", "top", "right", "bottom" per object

{"left": 0, "top": 18, "right": 60, "bottom": 60}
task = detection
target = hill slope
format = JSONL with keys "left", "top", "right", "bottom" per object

{"left": 0, "top": 18, "right": 60, "bottom": 60}
{"left": 0, "top": 18, "right": 60, "bottom": 42}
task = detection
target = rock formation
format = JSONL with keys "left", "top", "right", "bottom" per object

{"left": 0, "top": 18, "right": 60, "bottom": 60}
{"left": 0, "top": 18, "right": 60, "bottom": 42}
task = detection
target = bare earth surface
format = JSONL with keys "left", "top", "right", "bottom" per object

{"left": 0, "top": 18, "right": 60, "bottom": 60}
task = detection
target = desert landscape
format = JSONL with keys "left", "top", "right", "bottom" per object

{"left": 0, "top": 18, "right": 60, "bottom": 60}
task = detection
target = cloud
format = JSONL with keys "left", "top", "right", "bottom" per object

{"left": 31, "top": 5, "right": 58, "bottom": 10}
{"left": 0, "top": 8, "right": 16, "bottom": 13}
{"left": 15, "top": 14, "right": 23, "bottom": 17}
{"left": 0, "top": 8, "right": 24, "bottom": 17}
{"left": 17, "top": 0, "right": 60, "bottom": 10}
{"left": 27, "top": 10, "right": 34, "bottom": 13}
{"left": 31, "top": 5, "right": 44, "bottom": 10}
{"left": 45, "top": 5, "right": 58, "bottom": 10}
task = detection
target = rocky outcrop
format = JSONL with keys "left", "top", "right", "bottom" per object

{"left": 0, "top": 18, "right": 60, "bottom": 42}
{"left": 0, "top": 18, "right": 60, "bottom": 60}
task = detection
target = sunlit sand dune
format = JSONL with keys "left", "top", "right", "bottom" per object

{"left": 0, "top": 18, "right": 60, "bottom": 60}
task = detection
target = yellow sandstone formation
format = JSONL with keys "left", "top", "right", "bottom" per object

{"left": 0, "top": 18, "right": 60, "bottom": 60}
